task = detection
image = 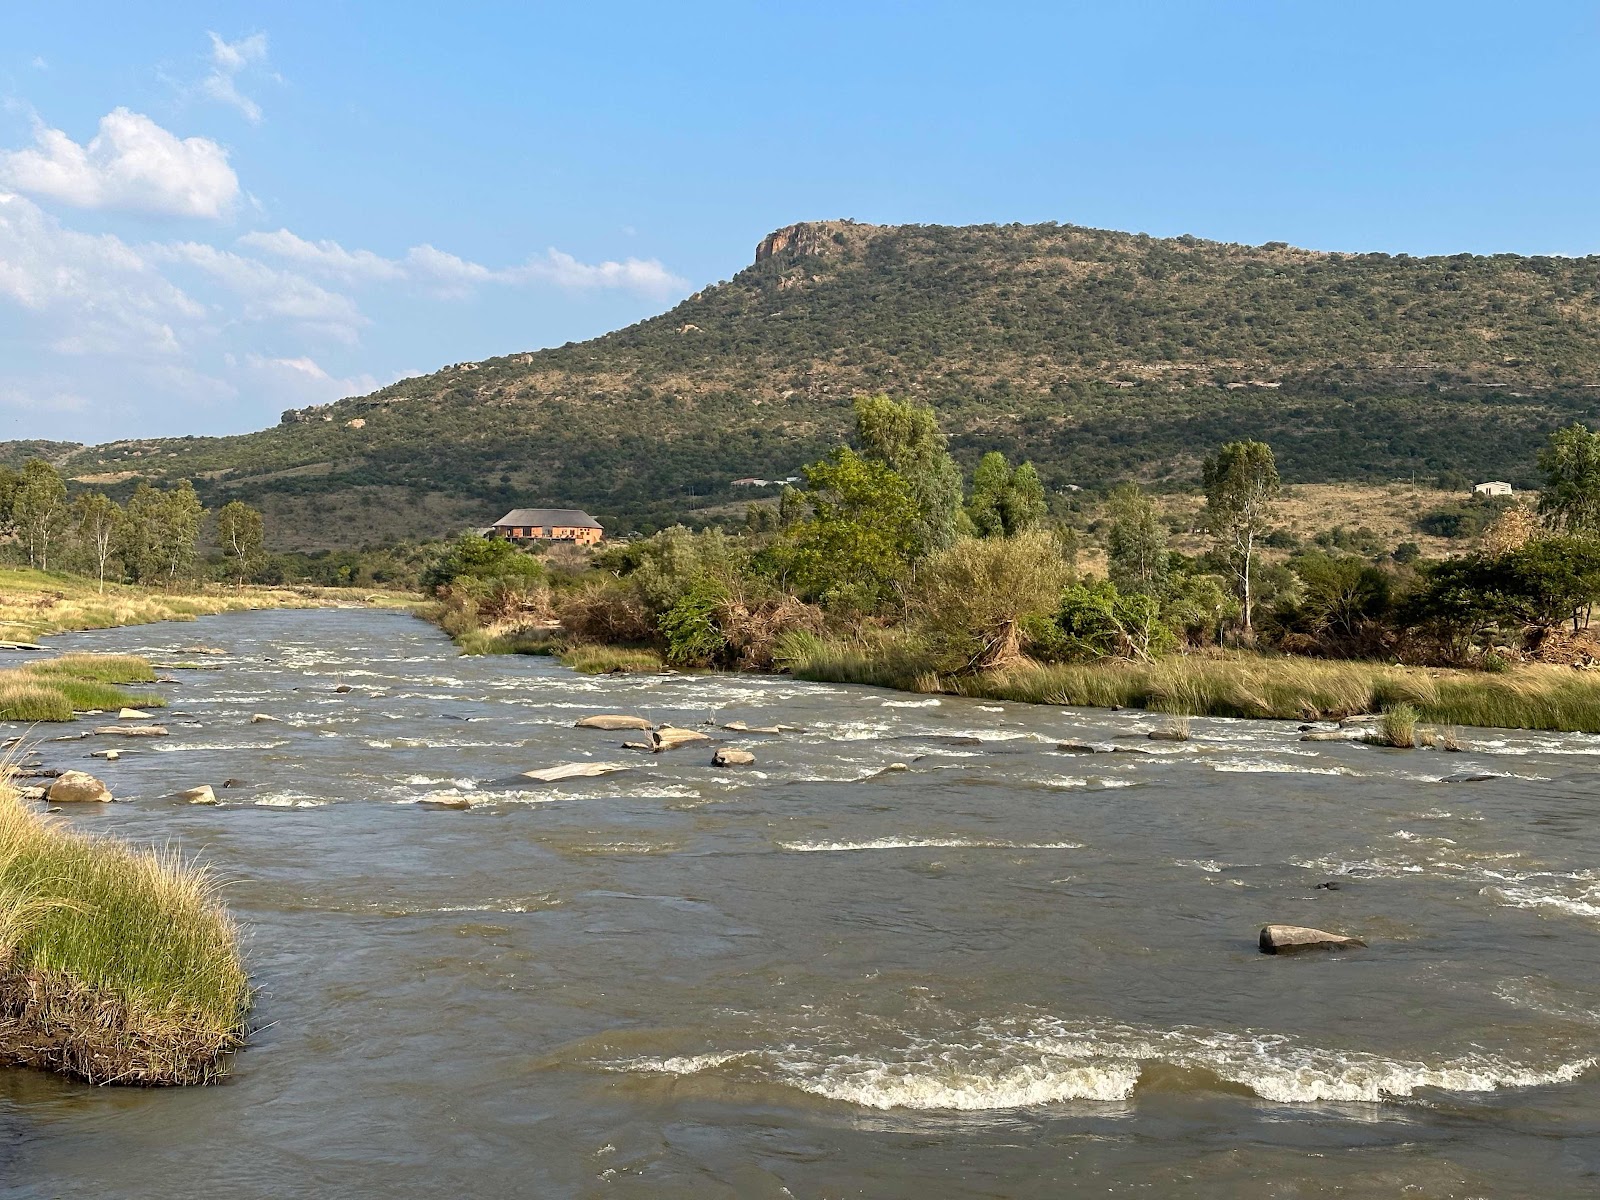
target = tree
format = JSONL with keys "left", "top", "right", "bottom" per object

{"left": 1538, "top": 424, "right": 1600, "bottom": 533}
{"left": 118, "top": 481, "right": 204, "bottom": 586}
{"left": 765, "top": 448, "right": 922, "bottom": 610}
{"left": 154, "top": 480, "right": 204, "bottom": 586}
{"left": 966, "top": 451, "right": 1047, "bottom": 537}
{"left": 1104, "top": 483, "right": 1169, "bottom": 595}
{"left": 853, "top": 393, "right": 965, "bottom": 552}
{"left": 12, "top": 459, "right": 68, "bottom": 570}
{"left": 216, "top": 500, "right": 266, "bottom": 587}
{"left": 911, "top": 531, "right": 1070, "bottom": 671}
{"left": 1201, "top": 440, "right": 1280, "bottom": 635}
{"left": 0, "top": 465, "right": 17, "bottom": 536}
{"left": 73, "top": 492, "right": 122, "bottom": 592}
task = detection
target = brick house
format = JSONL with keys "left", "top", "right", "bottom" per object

{"left": 488, "top": 508, "right": 603, "bottom": 545}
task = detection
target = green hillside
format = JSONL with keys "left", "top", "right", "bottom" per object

{"left": 19, "top": 219, "right": 1600, "bottom": 547}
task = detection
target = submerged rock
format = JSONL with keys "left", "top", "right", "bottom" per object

{"left": 415, "top": 793, "right": 472, "bottom": 810}
{"left": 333, "top": 685, "right": 353, "bottom": 694}
{"left": 92, "top": 725, "right": 169, "bottom": 738}
{"left": 176, "top": 785, "right": 218, "bottom": 806}
{"left": 1147, "top": 729, "right": 1188, "bottom": 742}
{"left": 250, "top": 714, "right": 281, "bottom": 724}
{"left": 91, "top": 749, "right": 120, "bottom": 761}
{"left": 1438, "top": 771, "right": 1499, "bottom": 784}
{"left": 575, "top": 714, "right": 653, "bottom": 731}
{"left": 47, "top": 771, "right": 113, "bottom": 804}
{"left": 521, "top": 762, "right": 633, "bottom": 783}
{"left": 721, "top": 721, "right": 786, "bottom": 734}
{"left": 1300, "top": 731, "right": 1351, "bottom": 742}
{"left": 1259, "top": 924, "right": 1365, "bottom": 954}
{"left": 712, "top": 748, "right": 756, "bottom": 767}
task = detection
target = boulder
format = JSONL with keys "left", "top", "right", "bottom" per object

{"left": 522, "top": 761, "right": 633, "bottom": 783}
{"left": 1258, "top": 924, "right": 1365, "bottom": 954}
{"left": 1057, "top": 740, "right": 1117, "bottom": 754}
{"left": 117, "top": 708, "right": 152, "bottom": 721}
{"left": 221, "top": 778, "right": 247, "bottom": 789}
{"left": 47, "top": 771, "right": 113, "bottom": 804}
{"left": 93, "top": 725, "right": 169, "bottom": 738}
{"left": 334, "top": 685, "right": 353, "bottom": 694}
{"left": 575, "top": 714, "right": 654, "bottom": 731}
{"left": 91, "top": 749, "right": 120, "bottom": 761}
{"left": 176, "top": 785, "right": 218, "bottom": 805}
{"left": 651, "top": 727, "right": 712, "bottom": 752}
{"left": 712, "top": 748, "right": 756, "bottom": 767}
{"left": 18, "top": 786, "right": 46, "bottom": 801}
{"left": 1147, "top": 729, "right": 1188, "bottom": 742}
{"left": 250, "top": 714, "right": 282, "bottom": 724}
{"left": 415, "top": 793, "right": 472, "bottom": 810}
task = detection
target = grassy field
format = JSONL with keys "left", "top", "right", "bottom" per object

{"left": 0, "top": 653, "right": 164, "bottom": 722}
{"left": 0, "top": 567, "right": 417, "bottom": 642}
{"left": 0, "top": 779, "right": 249, "bottom": 1084}
{"left": 785, "top": 636, "right": 1600, "bottom": 734}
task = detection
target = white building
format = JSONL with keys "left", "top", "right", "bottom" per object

{"left": 1473, "top": 481, "right": 1513, "bottom": 497}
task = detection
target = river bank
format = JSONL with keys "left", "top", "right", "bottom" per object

{"left": 0, "top": 567, "right": 417, "bottom": 643}
{"left": 7, "top": 606, "right": 1600, "bottom": 1196}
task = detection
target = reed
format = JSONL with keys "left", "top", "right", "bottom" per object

{"left": 559, "top": 644, "right": 668, "bottom": 674}
{"left": 0, "top": 780, "right": 249, "bottom": 1084}
{"left": 1373, "top": 703, "right": 1419, "bottom": 748}
{"left": 0, "top": 655, "right": 164, "bottom": 723}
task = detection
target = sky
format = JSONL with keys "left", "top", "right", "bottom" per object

{"left": 2, "top": 1, "right": 1599, "bottom": 444}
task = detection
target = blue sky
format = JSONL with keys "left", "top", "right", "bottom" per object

{"left": 3, "top": 1, "right": 1598, "bottom": 443}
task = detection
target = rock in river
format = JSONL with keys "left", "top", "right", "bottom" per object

{"left": 47, "top": 771, "right": 113, "bottom": 804}
{"left": 575, "top": 714, "right": 653, "bottom": 731}
{"left": 649, "top": 727, "right": 711, "bottom": 752}
{"left": 522, "top": 762, "right": 633, "bottom": 783}
{"left": 712, "top": 748, "right": 756, "bottom": 767}
{"left": 117, "top": 708, "right": 152, "bottom": 721}
{"left": 1259, "top": 924, "right": 1366, "bottom": 954}
{"left": 176, "top": 785, "right": 218, "bottom": 805}
{"left": 93, "top": 724, "right": 169, "bottom": 738}
{"left": 251, "top": 713, "right": 281, "bottom": 724}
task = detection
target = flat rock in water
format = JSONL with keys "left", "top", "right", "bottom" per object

{"left": 17, "top": 785, "right": 47, "bottom": 801}
{"left": 47, "top": 771, "right": 113, "bottom": 804}
{"left": 1438, "top": 771, "right": 1499, "bottom": 784}
{"left": 117, "top": 708, "right": 152, "bottom": 720}
{"left": 712, "top": 748, "right": 756, "bottom": 767}
{"left": 176, "top": 785, "right": 218, "bottom": 805}
{"left": 722, "top": 720, "right": 786, "bottom": 734}
{"left": 250, "top": 713, "right": 281, "bottom": 724}
{"left": 91, "top": 749, "right": 120, "bottom": 760}
{"left": 1300, "top": 731, "right": 1351, "bottom": 742}
{"left": 1259, "top": 923, "right": 1366, "bottom": 954}
{"left": 1057, "top": 741, "right": 1118, "bottom": 754}
{"left": 1147, "top": 730, "right": 1188, "bottom": 742}
{"left": 333, "top": 685, "right": 353, "bottom": 694}
{"left": 522, "top": 761, "right": 634, "bottom": 783}
{"left": 862, "top": 763, "right": 910, "bottom": 780}
{"left": 416, "top": 793, "right": 472, "bottom": 810}
{"left": 222, "top": 778, "right": 247, "bottom": 789}
{"left": 93, "top": 724, "right": 169, "bottom": 738}
{"left": 575, "top": 714, "right": 653, "bottom": 731}
{"left": 651, "top": 727, "right": 711, "bottom": 752}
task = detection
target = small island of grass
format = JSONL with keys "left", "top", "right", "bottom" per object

{"left": 0, "top": 781, "right": 249, "bottom": 1084}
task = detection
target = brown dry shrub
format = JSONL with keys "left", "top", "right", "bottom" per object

{"left": 558, "top": 581, "right": 656, "bottom": 644}
{"left": 716, "top": 594, "right": 825, "bottom": 671}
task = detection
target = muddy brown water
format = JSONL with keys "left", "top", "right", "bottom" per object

{"left": 4, "top": 609, "right": 1600, "bottom": 1197}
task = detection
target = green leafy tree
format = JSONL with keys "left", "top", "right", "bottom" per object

{"left": 966, "top": 451, "right": 1047, "bottom": 537}
{"left": 1288, "top": 553, "right": 1392, "bottom": 641}
{"left": 1045, "top": 580, "right": 1174, "bottom": 662}
{"left": 767, "top": 448, "right": 922, "bottom": 610}
{"left": 118, "top": 481, "right": 205, "bottom": 586}
{"left": 1537, "top": 424, "right": 1600, "bottom": 533}
{"left": 73, "top": 491, "right": 123, "bottom": 592}
{"left": 421, "top": 534, "right": 543, "bottom": 593}
{"left": 155, "top": 480, "right": 205, "bottom": 586}
{"left": 12, "top": 459, "right": 69, "bottom": 570}
{"left": 216, "top": 500, "right": 266, "bottom": 587}
{"left": 1104, "top": 483, "right": 1169, "bottom": 595}
{"left": 0, "top": 465, "right": 17, "bottom": 537}
{"left": 1201, "top": 440, "right": 1280, "bottom": 635}
{"left": 852, "top": 393, "right": 965, "bottom": 553}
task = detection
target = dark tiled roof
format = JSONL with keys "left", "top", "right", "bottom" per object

{"left": 492, "top": 508, "right": 603, "bottom": 529}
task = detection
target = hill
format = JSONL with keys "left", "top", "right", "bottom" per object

{"left": 16, "top": 219, "right": 1600, "bottom": 547}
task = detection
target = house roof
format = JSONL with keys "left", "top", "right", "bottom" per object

{"left": 492, "top": 508, "right": 603, "bottom": 529}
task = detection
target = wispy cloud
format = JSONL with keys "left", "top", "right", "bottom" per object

{"left": 201, "top": 32, "right": 271, "bottom": 123}
{"left": 0, "top": 108, "right": 239, "bottom": 219}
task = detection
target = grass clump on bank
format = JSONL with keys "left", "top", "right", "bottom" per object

{"left": 786, "top": 634, "right": 1600, "bottom": 733}
{"left": 0, "top": 781, "right": 249, "bottom": 1084}
{"left": 0, "top": 654, "right": 164, "bottom": 723}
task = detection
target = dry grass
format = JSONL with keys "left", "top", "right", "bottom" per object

{"left": 0, "top": 567, "right": 416, "bottom": 642}
{"left": 0, "top": 779, "right": 249, "bottom": 1084}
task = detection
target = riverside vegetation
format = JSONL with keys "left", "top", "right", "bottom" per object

{"left": 0, "top": 776, "right": 249, "bottom": 1084}
{"left": 425, "top": 395, "right": 1600, "bottom": 735}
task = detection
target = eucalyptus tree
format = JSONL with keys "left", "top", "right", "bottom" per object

{"left": 1201, "top": 440, "right": 1280, "bottom": 636}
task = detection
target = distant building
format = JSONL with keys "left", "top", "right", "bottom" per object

{"left": 730, "top": 477, "right": 770, "bottom": 487}
{"left": 1473, "top": 481, "right": 1513, "bottom": 497}
{"left": 488, "top": 508, "right": 603, "bottom": 545}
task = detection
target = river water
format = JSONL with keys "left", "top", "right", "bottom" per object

{"left": 3, "top": 609, "right": 1600, "bottom": 1197}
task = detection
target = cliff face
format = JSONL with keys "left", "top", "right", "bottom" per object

{"left": 753, "top": 220, "right": 873, "bottom": 264}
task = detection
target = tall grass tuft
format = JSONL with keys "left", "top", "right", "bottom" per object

{"left": 0, "top": 779, "right": 249, "bottom": 1084}
{"left": 1374, "top": 704, "right": 1419, "bottom": 748}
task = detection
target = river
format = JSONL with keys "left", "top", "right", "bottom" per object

{"left": 3, "top": 608, "right": 1600, "bottom": 1197}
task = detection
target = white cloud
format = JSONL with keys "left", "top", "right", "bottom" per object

{"left": 30, "top": 56, "right": 48, "bottom": 71}
{"left": 0, "top": 386, "right": 88, "bottom": 414}
{"left": 0, "top": 191, "right": 201, "bottom": 357}
{"left": 151, "top": 241, "right": 368, "bottom": 341}
{"left": 240, "top": 228, "right": 689, "bottom": 299}
{"left": 0, "top": 108, "right": 239, "bottom": 219}
{"left": 201, "top": 32, "right": 271, "bottom": 123}
{"left": 243, "top": 353, "right": 390, "bottom": 405}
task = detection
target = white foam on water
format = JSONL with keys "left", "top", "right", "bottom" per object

{"left": 601, "top": 1015, "right": 1597, "bottom": 1110}
{"left": 1205, "top": 758, "right": 1350, "bottom": 776}
{"left": 254, "top": 793, "right": 326, "bottom": 808}
{"left": 153, "top": 740, "right": 290, "bottom": 752}
{"left": 1175, "top": 858, "right": 1224, "bottom": 873}
{"left": 882, "top": 698, "right": 941, "bottom": 708}
{"left": 1484, "top": 883, "right": 1600, "bottom": 921}
{"left": 778, "top": 837, "right": 1083, "bottom": 853}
